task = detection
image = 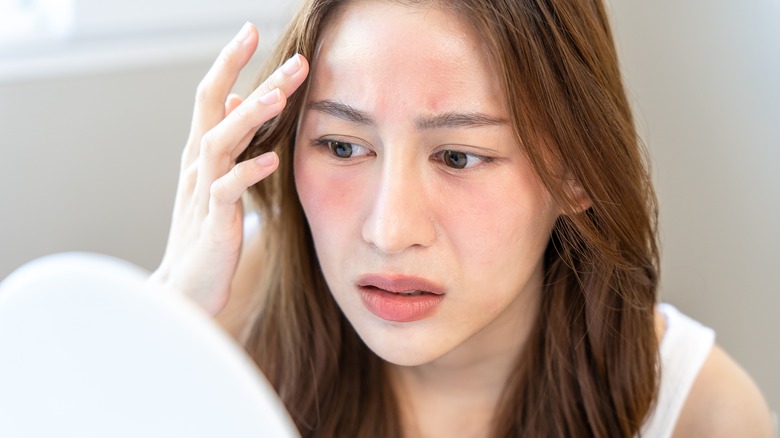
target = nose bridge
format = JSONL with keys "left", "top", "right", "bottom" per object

{"left": 362, "top": 150, "right": 435, "bottom": 254}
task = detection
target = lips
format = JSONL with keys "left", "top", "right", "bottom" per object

{"left": 356, "top": 274, "right": 444, "bottom": 322}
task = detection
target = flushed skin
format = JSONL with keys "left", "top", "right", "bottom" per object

{"left": 294, "top": 0, "right": 559, "bottom": 369}
{"left": 152, "top": 0, "right": 775, "bottom": 436}
{"left": 240, "top": 0, "right": 661, "bottom": 435}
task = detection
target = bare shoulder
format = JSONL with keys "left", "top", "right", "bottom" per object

{"left": 214, "top": 228, "right": 266, "bottom": 342}
{"left": 673, "top": 343, "right": 775, "bottom": 437}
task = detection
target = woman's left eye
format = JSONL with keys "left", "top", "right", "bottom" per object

{"left": 435, "top": 150, "right": 489, "bottom": 169}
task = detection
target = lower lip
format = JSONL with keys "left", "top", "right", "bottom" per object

{"left": 359, "top": 287, "right": 444, "bottom": 323}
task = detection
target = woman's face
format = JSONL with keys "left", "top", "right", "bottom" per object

{"left": 294, "top": 1, "right": 560, "bottom": 366}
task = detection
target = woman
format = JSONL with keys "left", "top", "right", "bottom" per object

{"left": 151, "top": 0, "right": 774, "bottom": 436}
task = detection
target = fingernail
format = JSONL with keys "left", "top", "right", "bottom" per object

{"left": 256, "top": 152, "right": 277, "bottom": 167}
{"left": 258, "top": 88, "right": 281, "bottom": 105}
{"left": 280, "top": 54, "right": 302, "bottom": 75}
{"left": 236, "top": 22, "right": 252, "bottom": 43}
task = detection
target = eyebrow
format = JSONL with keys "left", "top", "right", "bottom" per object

{"left": 415, "top": 112, "right": 507, "bottom": 129}
{"left": 306, "top": 99, "right": 507, "bottom": 129}
{"left": 307, "top": 100, "right": 375, "bottom": 125}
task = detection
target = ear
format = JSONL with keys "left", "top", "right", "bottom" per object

{"left": 564, "top": 178, "right": 592, "bottom": 215}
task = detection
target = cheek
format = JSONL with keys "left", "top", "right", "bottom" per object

{"left": 444, "top": 179, "right": 553, "bottom": 259}
{"left": 294, "top": 153, "right": 362, "bottom": 245}
{"left": 439, "top": 171, "right": 556, "bottom": 300}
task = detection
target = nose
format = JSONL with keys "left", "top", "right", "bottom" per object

{"left": 361, "top": 158, "right": 436, "bottom": 255}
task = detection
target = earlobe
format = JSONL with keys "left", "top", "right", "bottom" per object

{"left": 565, "top": 179, "right": 592, "bottom": 215}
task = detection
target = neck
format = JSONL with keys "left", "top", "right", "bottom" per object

{"left": 388, "top": 280, "right": 541, "bottom": 436}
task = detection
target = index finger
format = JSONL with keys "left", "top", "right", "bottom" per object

{"left": 190, "top": 23, "right": 259, "bottom": 141}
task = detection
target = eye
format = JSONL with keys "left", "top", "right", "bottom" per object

{"left": 329, "top": 140, "right": 354, "bottom": 158}
{"left": 315, "top": 139, "right": 371, "bottom": 159}
{"left": 438, "top": 150, "right": 489, "bottom": 169}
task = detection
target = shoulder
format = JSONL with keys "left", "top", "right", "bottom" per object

{"left": 672, "top": 343, "right": 774, "bottom": 437}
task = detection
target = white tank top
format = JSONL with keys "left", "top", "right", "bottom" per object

{"left": 640, "top": 303, "right": 715, "bottom": 437}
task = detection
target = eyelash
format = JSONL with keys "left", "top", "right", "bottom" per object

{"left": 312, "top": 138, "right": 372, "bottom": 160}
{"left": 312, "top": 137, "right": 493, "bottom": 170}
{"left": 431, "top": 150, "right": 493, "bottom": 170}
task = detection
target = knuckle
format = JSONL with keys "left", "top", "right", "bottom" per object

{"left": 209, "top": 165, "right": 245, "bottom": 204}
{"left": 217, "top": 43, "right": 237, "bottom": 66}
{"left": 261, "top": 71, "right": 283, "bottom": 95}
{"left": 181, "top": 163, "right": 198, "bottom": 190}
{"left": 209, "top": 178, "right": 226, "bottom": 202}
{"left": 200, "top": 132, "right": 218, "bottom": 155}
{"left": 180, "top": 144, "right": 194, "bottom": 163}
{"left": 182, "top": 134, "right": 200, "bottom": 157}
{"left": 233, "top": 101, "right": 250, "bottom": 121}
{"left": 195, "top": 79, "right": 211, "bottom": 103}
{"left": 230, "top": 163, "right": 245, "bottom": 183}
{"left": 179, "top": 149, "right": 191, "bottom": 168}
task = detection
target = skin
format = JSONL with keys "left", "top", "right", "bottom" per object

{"left": 672, "top": 344, "right": 775, "bottom": 438}
{"left": 294, "top": 2, "right": 557, "bottom": 365}
{"left": 292, "top": 3, "right": 559, "bottom": 434}
{"left": 155, "top": 4, "right": 775, "bottom": 437}
{"left": 150, "top": 22, "right": 309, "bottom": 314}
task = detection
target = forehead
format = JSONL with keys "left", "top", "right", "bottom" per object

{"left": 307, "top": 0, "right": 505, "bottom": 116}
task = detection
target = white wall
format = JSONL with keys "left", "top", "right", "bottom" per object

{"left": 0, "top": 0, "right": 777, "bottom": 413}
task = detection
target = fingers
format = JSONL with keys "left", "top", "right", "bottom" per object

{"left": 208, "top": 54, "right": 309, "bottom": 161}
{"left": 203, "top": 88, "right": 284, "bottom": 161}
{"left": 231, "top": 130, "right": 257, "bottom": 162}
{"left": 195, "top": 89, "right": 286, "bottom": 196}
{"left": 194, "top": 55, "right": 309, "bottom": 194}
{"left": 189, "top": 23, "right": 259, "bottom": 147}
{"left": 225, "top": 94, "right": 243, "bottom": 115}
{"left": 181, "top": 24, "right": 310, "bottom": 218}
{"left": 229, "top": 54, "right": 309, "bottom": 159}
{"left": 208, "top": 152, "right": 279, "bottom": 226}
{"left": 246, "top": 54, "right": 309, "bottom": 105}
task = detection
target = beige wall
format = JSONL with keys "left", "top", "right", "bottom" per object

{"left": 0, "top": 62, "right": 199, "bottom": 276}
{"left": 607, "top": 0, "right": 779, "bottom": 411}
{"left": 0, "top": 0, "right": 777, "bottom": 413}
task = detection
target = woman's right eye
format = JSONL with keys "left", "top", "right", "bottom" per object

{"left": 329, "top": 140, "right": 355, "bottom": 158}
{"left": 315, "top": 139, "right": 371, "bottom": 159}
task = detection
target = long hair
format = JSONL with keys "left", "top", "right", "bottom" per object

{"left": 238, "top": 0, "right": 660, "bottom": 436}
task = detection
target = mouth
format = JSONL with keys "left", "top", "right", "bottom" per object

{"left": 356, "top": 274, "right": 444, "bottom": 295}
{"left": 393, "top": 290, "right": 426, "bottom": 296}
{"left": 356, "top": 274, "right": 444, "bottom": 323}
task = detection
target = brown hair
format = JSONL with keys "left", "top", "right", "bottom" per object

{"left": 239, "top": 0, "right": 660, "bottom": 436}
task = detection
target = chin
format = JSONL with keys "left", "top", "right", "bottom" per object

{"left": 350, "top": 321, "right": 450, "bottom": 367}
{"left": 369, "top": 346, "right": 440, "bottom": 367}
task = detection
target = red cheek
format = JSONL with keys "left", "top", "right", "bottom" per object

{"left": 297, "top": 164, "right": 363, "bottom": 221}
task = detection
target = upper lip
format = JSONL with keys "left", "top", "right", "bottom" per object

{"left": 357, "top": 274, "right": 445, "bottom": 295}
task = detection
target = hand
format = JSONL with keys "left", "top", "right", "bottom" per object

{"left": 150, "top": 23, "right": 309, "bottom": 315}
